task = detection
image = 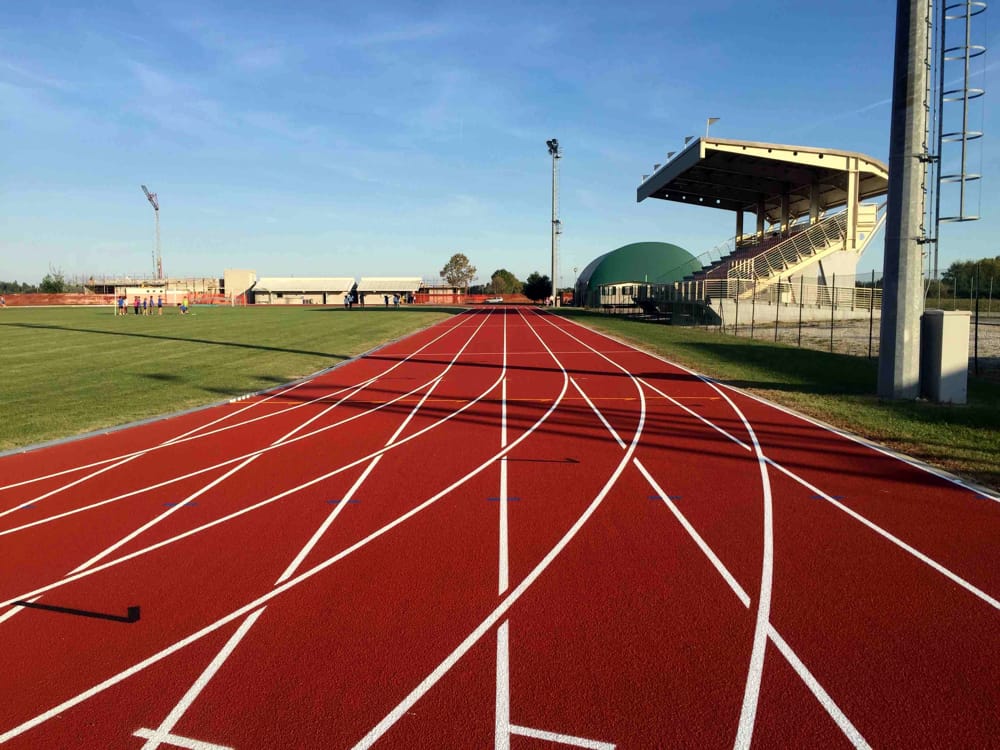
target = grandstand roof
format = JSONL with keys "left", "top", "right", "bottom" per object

{"left": 358, "top": 277, "right": 422, "bottom": 292}
{"left": 637, "top": 137, "right": 888, "bottom": 223}
{"left": 254, "top": 277, "right": 355, "bottom": 292}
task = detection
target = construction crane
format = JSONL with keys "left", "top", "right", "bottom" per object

{"left": 141, "top": 184, "right": 163, "bottom": 280}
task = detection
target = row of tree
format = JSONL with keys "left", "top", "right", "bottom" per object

{"left": 1, "top": 269, "right": 70, "bottom": 294}
{"left": 439, "top": 253, "right": 557, "bottom": 302}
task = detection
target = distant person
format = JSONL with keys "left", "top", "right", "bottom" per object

{"left": 359, "top": 293, "right": 365, "bottom": 308}
{"left": 0, "top": 295, "right": 5, "bottom": 308}
{"left": 142, "top": 297, "right": 148, "bottom": 315}
{"left": 344, "top": 293, "right": 350, "bottom": 309}
{"left": 393, "top": 293, "right": 400, "bottom": 308}
{"left": 181, "top": 296, "right": 189, "bottom": 314}
{"left": 117, "top": 295, "right": 125, "bottom": 316}
{"left": 384, "top": 295, "right": 389, "bottom": 307}
{"left": 134, "top": 296, "right": 140, "bottom": 315}
{"left": 157, "top": 295, "right": 163, "bottom": 315}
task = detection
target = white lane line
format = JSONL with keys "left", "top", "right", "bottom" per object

{"left": 0, "top": 322, "right": 569, "bottom": 745}
{"left": 0, "top": 386, "right": 276, "bottom": 520}
{"left": 0, "top": 323, "right": 490, "bottom": 540}
{"left": 0, "top": 310, "right": 478, "bottom": 494}
{"left": 0, "top": 596, "right": 40, "bottom": 625}
{"left": 498, "top": 456, "right": 509, "bottom": 596}
{"left": 351, "top": 314, "right": 644, "bottom": 749}
{"left": 278, "top": 309, "right": 498, "bottom": 585}
{"left": 136, "top": 608, "right": 266, "bottom": 749}
{"left": 509, "top": 725, "right": 615, "bottom": 749}
{"left": 766, "top": 459, "right": 1000, "bottom": 612}
{"left": 571, "top": 378, "right": 625, "bottom": 448}
{"left": 707, "top": 389, "right": 775, "bottom": 750}
{"left": 634, "top": 458, "right": 869, "bottom": 749}
{"left": 69, "top": 454, "right": 262, "bottom": 574}
{"left": 275, "top": 454, "right": 383, "bottom": 585}
{"left": 495, "top": 620, "right": 510, "bottom": 750}
{"left": 637, "top": 377, "right": 750, "bottom": 452}
{"left": 633, "top": 459, "right": 750, "bottom": 607}
{"left": 132, "top": 730, "right": 232, "bottom": 750}
{"left": 139, "top": 315, "right": 501, "bottom": 745}
{"left": 556, "top": 315, "right": 996, "bottom": 605}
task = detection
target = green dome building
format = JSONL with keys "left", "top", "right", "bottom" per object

{"left": 575, "top": 241, "right": 700, "bottom": 308}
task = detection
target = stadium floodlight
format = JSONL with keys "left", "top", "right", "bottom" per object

{"left": 547, "top": 138, "right": 562, "bottom": 307}
{"left": 706, "top": 117, "right": 720, "bottom": 137}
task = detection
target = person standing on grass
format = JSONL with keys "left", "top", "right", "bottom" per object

{"left": 384, "top": 294, "right": 389, "bottom": 307}
{"left": 142, "top": 297, "right": 148, "bottom": 315}
{"left": 157, "top": 295, "right": 163, "bottom": 315}
{"left": 134, "top": 296, "right": 140, "bottom": 315}
{"left": 117, "top": 295, "right": 124, "bottom": 316}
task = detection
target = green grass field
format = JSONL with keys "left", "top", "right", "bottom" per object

{"left": 2, "top": 304, "right": 997, "bottom": 492}
{"left": 0, "top": 305, "right": 454, "bottom": 453}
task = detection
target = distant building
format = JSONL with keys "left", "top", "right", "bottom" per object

{"left": 575, "top": 242, "right": 699, "bottom": 308}
{"left": 252, "top": 277, "right": 355, "bottom": 305}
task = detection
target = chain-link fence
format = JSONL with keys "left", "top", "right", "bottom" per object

{"left": 595, "top": 270, "right": 999, "bottom": 381}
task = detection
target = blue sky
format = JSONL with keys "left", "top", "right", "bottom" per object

{"left": 2, "top": 1, "right": 997, "bottom": 286}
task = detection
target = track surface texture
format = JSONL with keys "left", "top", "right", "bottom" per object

{"left": 1, "top": 307, "right": 997, "bottom": 749}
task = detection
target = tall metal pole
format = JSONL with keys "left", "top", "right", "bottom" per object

{"left": 154, "top": 209, "right": 162, "bottom": 280}
{"left": 547, "top": 139, "right": 561, "bottom": 307}
{"left": 878, "top": 0, "right": 931, "bottom": 399}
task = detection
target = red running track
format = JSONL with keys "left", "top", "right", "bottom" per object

{"left": 0, "top": 307, "right": 997, "bottom": 749}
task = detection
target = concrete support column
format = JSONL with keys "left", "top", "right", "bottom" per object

{"left": 845, "top": 157, "right": 860, "bottom": 249}
{"left": 878, "top": 0, "right": 929, "bottom": 400}
{"left": 780, "top": 190, "right": 790, "bottom": 236}
{"left": 809, "top": 179, "right": 821, "bottom": 224}
{"left": 756, "top": 198, "right": 766, "bottom": 240}
{"left": 736, "top": 210, "right": 744, "bottom": 242}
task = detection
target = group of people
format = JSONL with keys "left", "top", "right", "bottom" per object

{"left": 115, "top": 294, "right": 190, "bottom": 315}
{"left": 342, "top": 292, "right": 409, "bottom": 309}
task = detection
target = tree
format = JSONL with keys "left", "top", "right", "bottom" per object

{"left": 489, "top": 269, "right": 523, "bottom": 295}
{"left": 522, "top": 272, "right": 551, "bottom": 303}
{"left": 942, "top": 256, "right": 1000, "bottom": 297}
{"left": 39, "top": 266, "right": 66, "bottom": 294}
{"left": 440, "top": 253, "right": 477, "bottom": 292}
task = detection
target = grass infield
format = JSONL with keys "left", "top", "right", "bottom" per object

{"left": 0, "top": 305, "right": 454, "bottom": 453}
{"left": 2, "top": 304, "right": 997, "bottom": 491}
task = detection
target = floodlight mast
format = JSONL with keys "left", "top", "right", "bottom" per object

{"left": 546, "top": 138, "right": 561, "bottom": 307}
{"left": 141, "top": 184, "right": 163, "bottom": 280}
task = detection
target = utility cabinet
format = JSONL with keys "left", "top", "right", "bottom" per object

{"left": 920, "top": 310, "right": 970, "bottom": 404}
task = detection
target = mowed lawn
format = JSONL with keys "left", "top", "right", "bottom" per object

{"left": 0, "top": 304, "right": 454, "bottom": 452}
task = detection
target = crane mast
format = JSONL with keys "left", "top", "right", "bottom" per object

{"left": 141, "top": 184, "right": 162, "bottom": 280}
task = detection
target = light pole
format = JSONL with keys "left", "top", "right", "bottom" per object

{"left": 705, "top": 117, "right": 720, "bottom": 138}
{"left": 546, "top": 138, "right": 561, "bottom": 306}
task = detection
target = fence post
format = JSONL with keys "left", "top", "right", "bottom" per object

{"left": 830, "top": 272, "right": 836, "bottom": 354}
{"left": 798, "top": 275, "right": 804, "bottom": 347}
{"left": 734, "top": 283, "right": 740, "bottom": 337}
{"left": 750, "top": 278, "right": 757, "bottom": 339}
{"left": 974, "top": 264, "right": 980, "bottom": 376}
{"left": 774, "top": 277, "right": 782, "bottom": 342}
{"left": 868, "top": 269, "right": 876, "bottom": 359}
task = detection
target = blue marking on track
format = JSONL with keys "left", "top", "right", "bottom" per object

{"left": 326, "top": 499, "right": 360, "bottom": 505}
{"left": 648, "top": 495, "right": 681, "bottom": 501}
{"left": 163, "top": 501, "right": 198, "bottom": 507}
{"left": 21, "top": 504, "right": 36, "bottom": 510}
{"left": 487, "top": 497, "right": 521, "bottom": 502}
{"left": 810, "top": 494, "right": 845, "bottom": 500}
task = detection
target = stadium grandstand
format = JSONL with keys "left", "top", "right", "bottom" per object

{"left": 634, "top": 137, "right": 888, "bottom": 323}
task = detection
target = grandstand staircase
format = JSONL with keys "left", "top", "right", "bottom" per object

{"left": 682, "top": 203, "right": 885, "bottom": 296}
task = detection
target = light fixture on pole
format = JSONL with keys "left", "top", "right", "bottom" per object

{"left": 684, "top": 135, "right": 694, "bottom": 145}
{"left": 706, "top": 117, "right": 720, "bottom": 138}
{"left": 546, "top": 138, "right": 562, "bottom": 307}
{"left": 667, "top": 151, "right": 676, "bottom": 160}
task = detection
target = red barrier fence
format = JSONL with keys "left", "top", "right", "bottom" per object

{"left": 1, "top": 294, "right": 114, "bottom": 307}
